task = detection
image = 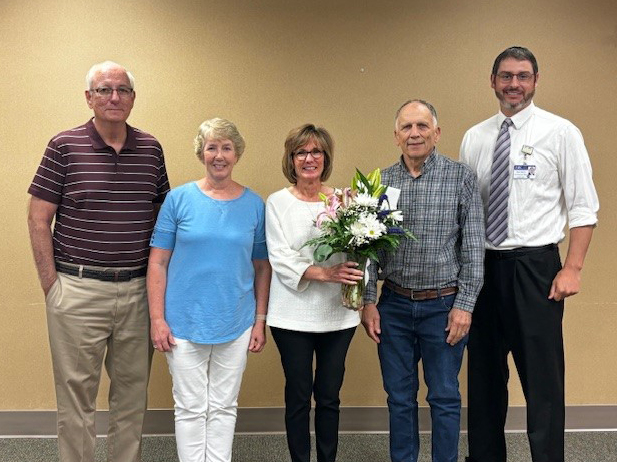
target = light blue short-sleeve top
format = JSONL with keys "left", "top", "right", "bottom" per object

{"left": 150, "top": 182, "right": 268, "bottom": 344}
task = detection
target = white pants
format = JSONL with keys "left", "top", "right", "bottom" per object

{"left": 166, "top": 327, "right": 251, "bottom": 462}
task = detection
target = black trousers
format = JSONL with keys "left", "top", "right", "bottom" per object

{"left": 271, "top": 326, "right": 356, "bottom": 462}
{"left": 466, "top": 245, "right": 565, "bottom": 462}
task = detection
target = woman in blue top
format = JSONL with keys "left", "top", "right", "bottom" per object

{"left": 147, "top": 118, "right": 271, "bottom": 462}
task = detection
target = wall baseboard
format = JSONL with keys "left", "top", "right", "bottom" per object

{"left": 1, "top": 406, "right": 615, "bottom": 437}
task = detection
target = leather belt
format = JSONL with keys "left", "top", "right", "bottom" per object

{"left": 384, "top": 279, "right": 458, "bottom": 301}
{"left": 486, "top": 243, "right": 557, "bottom": 259}
{"left": 56, "top": 262, "right": 147, "bottom": 282}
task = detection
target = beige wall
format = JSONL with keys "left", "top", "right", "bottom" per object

{"left": 1, "top": 0, "right": 615, "bottom": 411}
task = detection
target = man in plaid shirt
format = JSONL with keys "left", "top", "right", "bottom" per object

{"left": 362, "top": 99, "right": 484, "bottom": 462}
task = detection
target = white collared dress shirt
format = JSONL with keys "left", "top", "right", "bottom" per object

{"left": 460, "top": 102, "right": 599, "bottom": 249}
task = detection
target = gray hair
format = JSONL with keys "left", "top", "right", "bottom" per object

{"left": 85, "top": 61, "right": 135, "bottom": 90}
{"left": 395, "top": 99, "right": 438, "bottom": 129}
{"left": 194, "top": 118, "right": 246, "bottom": 162}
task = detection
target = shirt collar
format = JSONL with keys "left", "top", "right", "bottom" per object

{"left": 396, "top": 149, "right": 437, "bottom": 177}
{"left": 86, "top": 118, "right": 137, "bottom": 152}
{"left": 497, "top": 101, "right": 535, "bottom": 130}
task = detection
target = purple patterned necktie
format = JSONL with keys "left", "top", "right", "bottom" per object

{"left": 486, "top": 118, "right": 513, "bottom": 246}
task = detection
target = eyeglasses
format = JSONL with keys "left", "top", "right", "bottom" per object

{"left": 294, "top": 149, "right": 324, "bottom": 160}
{"left": 496, "top": 72, "right": 535, "bottom": 83}
{"left": 90, "top": 86, "right": 134, "bottom": 99}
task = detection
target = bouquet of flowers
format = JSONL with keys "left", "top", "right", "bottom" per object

{"left": 304, "top": 168, "right": 415, "bottom": 310}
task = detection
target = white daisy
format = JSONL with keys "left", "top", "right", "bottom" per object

{"left": 353, "top": 193, "right": 379, "bottom": 207}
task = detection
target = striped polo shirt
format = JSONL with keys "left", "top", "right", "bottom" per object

{"left": 28, "top": 118, "right": 170, "bottom": 268}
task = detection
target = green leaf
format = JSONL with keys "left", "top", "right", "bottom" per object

{"left": 351, "top": 172, "right": 359, "bottom": 191}
{"left": 366, "top": 249, "right": 379, "bottom": 261}
{"left": 313, "top": 244, "right": 333, "bottom": 262}
{"left": 354, "top": 168, "right": 372, "bottom": 194}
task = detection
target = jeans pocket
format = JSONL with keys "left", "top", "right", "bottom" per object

{"left": 378, "top": 285, "right": 394, "bottom": 305}
{"left": 439, "top": 293, "right": 456, "bottom": 311}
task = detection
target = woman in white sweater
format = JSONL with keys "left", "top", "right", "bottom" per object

{"left": 266, "top": 124, "right": 363, "bottom": 462}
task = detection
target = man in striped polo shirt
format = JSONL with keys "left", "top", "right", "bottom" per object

{"left": 27, "top": 61, "right": 170, "bottom": 462}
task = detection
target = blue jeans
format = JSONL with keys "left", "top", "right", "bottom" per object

{"left": 377, "top": 286, "right": 467, "bottom": 462}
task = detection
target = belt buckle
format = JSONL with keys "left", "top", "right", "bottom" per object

{"left": 113, "top": 271, "right": 120, "bottom": 282}
{"left": 409, "top": 289, "right": 416, "bottom": 301}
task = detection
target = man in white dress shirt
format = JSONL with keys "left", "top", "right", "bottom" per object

{"left": 459, "top": 46, "right": 599, "bottom": 462}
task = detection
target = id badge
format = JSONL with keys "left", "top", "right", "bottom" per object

{"left": 513, "top": 164, "right": 536, "bottom": 179}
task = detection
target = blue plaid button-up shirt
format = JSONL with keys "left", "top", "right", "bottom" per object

{"left": 365, "top": 151, "right": 485, "bottom": 312}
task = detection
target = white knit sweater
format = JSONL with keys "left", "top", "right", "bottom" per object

{"left": 265, "top": 188, "right": 360, "bottom": 332}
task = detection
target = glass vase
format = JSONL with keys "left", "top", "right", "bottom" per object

{"left": 341, "top": 253, "right": 368, "bottom": 311}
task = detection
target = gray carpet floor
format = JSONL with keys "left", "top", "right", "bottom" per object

{"left": 1, "top": 432, "right": 616, "bottom": 462}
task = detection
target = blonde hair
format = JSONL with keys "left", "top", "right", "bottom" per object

{"left": 194, "top": 118, "right": 246, "bottom": 162}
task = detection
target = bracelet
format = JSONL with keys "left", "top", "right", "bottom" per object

{"left": 255, "top": 314, "right": 267, "bottom": 322}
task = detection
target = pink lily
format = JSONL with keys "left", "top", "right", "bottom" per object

{"left": 341, "top": 187, "right": 354, "bottom": 207}
{"left": 316, "top": 193, "right": 341, "bottom": 228}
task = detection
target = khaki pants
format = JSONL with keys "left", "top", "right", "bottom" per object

{"left": 46, "top": 271, "right": 151, "bottom": 462}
